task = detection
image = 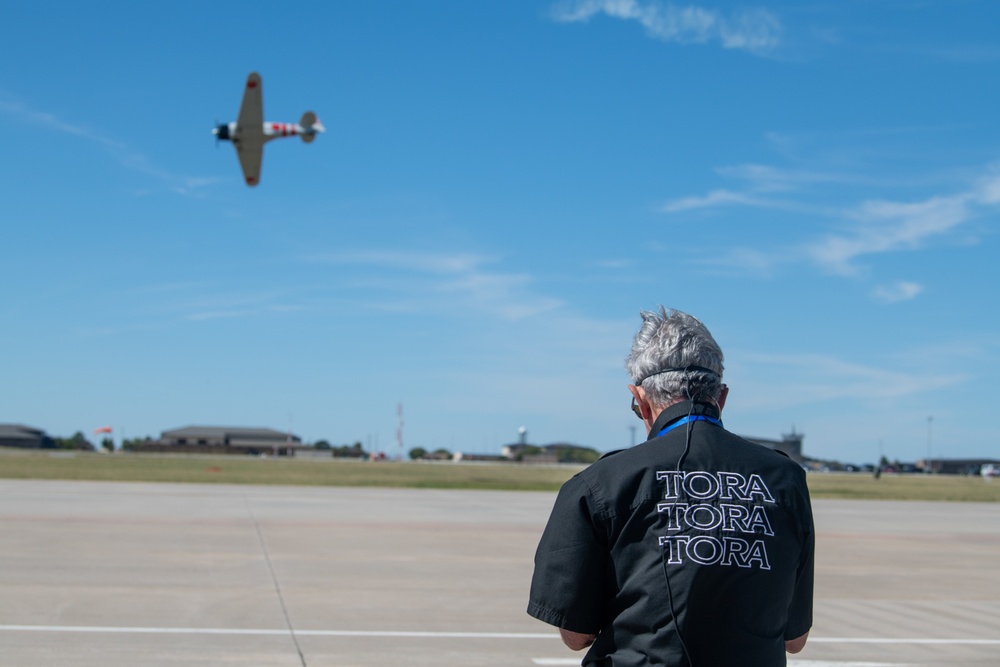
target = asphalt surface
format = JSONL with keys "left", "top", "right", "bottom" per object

{"left": 1, "top": 478, "right": 998, "bottom": 666}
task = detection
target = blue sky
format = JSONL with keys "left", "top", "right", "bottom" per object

{"left": 2, "top": 1, "right": 998, "bottom": 465}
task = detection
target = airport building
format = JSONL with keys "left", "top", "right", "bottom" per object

{"left": 136, "top": 426, "right": 302, "bottom": 456}
{"left": 0, "top": 424, "right": 55, "bottom": 449}
{"left": 501, "top": 442, "right": 599, "bottom": 464}
{"left": 918, "top": 457, "right": 1000, "bottom": 475}
{"left": 743, "top": 428, "right": 805, "bottom": 463}
{"left": 502, "top": 428, "right": 805, "bottom": 464}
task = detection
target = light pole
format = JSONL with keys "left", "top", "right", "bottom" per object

{"left": 926, "top": 415, "right": 933, "bottom": 473}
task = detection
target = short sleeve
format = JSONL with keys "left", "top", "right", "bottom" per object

{"left": 527, "top": 475, "right": 609, "bottom": 634}
{"left": 784, "top": 479, "right": 814, "bottom": 640}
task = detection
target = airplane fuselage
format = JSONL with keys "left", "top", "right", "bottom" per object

{"left": 212, "top": 121, "right": 321, "bottom": 144}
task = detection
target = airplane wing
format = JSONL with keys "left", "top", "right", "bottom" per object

{"left": 236, "top": 72, "right": 263, "bottom": 133}
{"left": 234, "top": 136, "right": 264, "bottom": 186}
{"left": 234, "top": 72, "right": 265, "bottom": 186}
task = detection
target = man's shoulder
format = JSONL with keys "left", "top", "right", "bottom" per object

{"left": 720, "top": 430, "right": 802, "bottom": 463}
{"left": 570, "top": 441, "right": 670, "bottom": 493}
{"left": 574, "top": 429, "right": 803, "bottom": 478}
{"left": 582, "top": 443, "right": 654, "bottom": 474}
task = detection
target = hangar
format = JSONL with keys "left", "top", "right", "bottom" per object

{"left": 135, "top": 426, "right": 301, "bottom": 456}
{"left": 743, "top": 429, "right": 804, "bottom": 463}
{"left": 0, "top": 424, "right": 55, "bottom": 449}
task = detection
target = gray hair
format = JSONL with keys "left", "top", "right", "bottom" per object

{"left": 625, "top": 307, "right": 725, "bottom": 406}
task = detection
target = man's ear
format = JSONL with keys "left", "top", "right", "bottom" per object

{"left": 629, "top": 384, "right": 656, "bottom": 427}
{"left": 717, "top": 384, "right": 729, "bottom": 412}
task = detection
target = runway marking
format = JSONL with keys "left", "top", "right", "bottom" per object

{"left": 808, "top": 637, "right": 1000, "bottom": 645}
{"left": 1, "top": 626, "right": 999, "bottom": 647}
{"left": 531, "top": 658, "right": 920, "bottom": 667}
{"left": 788, "top": 663, "right": 914, "bottom": 667}
{"left": 533, "top": 661, "right": 916, "bottom": 666}
{"left": 0, "top": 625, "right": 555, "bottom": 639}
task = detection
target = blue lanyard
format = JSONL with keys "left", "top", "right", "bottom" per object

{"left": 656, "top": 414, "right": 722, "bottom": 437}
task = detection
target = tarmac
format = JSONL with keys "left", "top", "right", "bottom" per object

{"left": 1, "top": 478, "right": 998, "bottom": 666}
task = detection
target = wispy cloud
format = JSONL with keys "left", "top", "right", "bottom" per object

{"left": 592, "top": 258, "right": 635, "bottom": 269}
{"left": 696, "top": 247, "right": 780, "bottom": 276}
{"left": 0, "top": 97, "right": 218, "bottom": 196}
{"left": 974, "top": 168, "right": 1000, "bottom": 204}
{"left": 872, "top": 281, "right": 923, "bottom": 303}
{"left": 665, "top": 160, "right": 1000, "bottom": 278}
{"left": 185, "top": 310, "right": 259, "bottom": 322}
{"left": 308, "top": 249, "right": 564, "bottom": 321}
{"left": 140, "top": 251, "right": 563, "bottom": 325}
{"left": 183, "top": 299, "right": 302, "bottom": 322}
{"left": 310, "top": 250, "right": 487, "bottom": 275}
{"left": 731, "top": 351, "right": 966, "bottom": 410}
{"left": 128, "top": 284, "right": 300, "bottom": 323}
{"left": 661, "top": 164, "right": 853, "bottom": 214}
{"left": 807, "top": 194, "right": 971, "bottom": 276}
{"left": 715, "top": 163, "right": 857, "bottom": 192}
{"left": 875, "top": 42, "right": 1000, "bottom": 64}
{"left": 661, "top": 188, "right": 780, "bottom": 213}
{"left": 930, "top": 44, "right": 1000, "bottom": 63}
{"left": 550, "top": 0, "right": 781, "bottom": 55}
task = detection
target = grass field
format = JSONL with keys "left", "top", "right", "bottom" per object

{"left": 0, "top": 450, "right": 578, "bottom": 491}
{"left": 1, "top": 449, "right": 998, "bottom": 501}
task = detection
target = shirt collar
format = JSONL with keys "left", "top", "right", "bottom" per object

{"left": 647, "top": 400, "right": 721, "bottom": 441}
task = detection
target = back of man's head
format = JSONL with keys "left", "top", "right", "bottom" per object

{"left": 625, "top": 307, "right": 725, "bottom": 408}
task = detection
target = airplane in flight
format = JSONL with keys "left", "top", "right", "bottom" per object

{"left": 212, "top": 71, "right": 324, "bottom": 186}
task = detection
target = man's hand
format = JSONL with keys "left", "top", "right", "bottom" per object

{"left": 785, "top": 631, "right": 809, "bottom": 654}
{"left": 560, "top": 628, "right": 597, "bottom": 651}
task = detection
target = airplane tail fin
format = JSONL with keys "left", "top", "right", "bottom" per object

{"left": 299, "top": 111, "right": 325, "bottom": 143}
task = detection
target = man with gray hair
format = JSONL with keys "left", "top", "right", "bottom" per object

{"left": 528, "top": 307, "right": 813, "bottom": 666}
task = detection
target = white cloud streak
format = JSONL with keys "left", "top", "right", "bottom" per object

{"left": 550, "top": 0, "right": 781, "bottom": 55}
{"left": 0, "top": 97, "right": 218, "bottom": 196}
{"left": 661, "top": 165, "right": 852, "bottom": 215}
{"left": 308, "top": 250, "right": 564, "bottom": 321}
{"left": 310, "top": 250, "right": 488, "bottom": 275}
{"left": 592, "top": 258, "right": 635, "bottom": 269}
{"left": 661, "top": 188, "right": 779, "bottom": 213}
{"left": 715, "top": 163, "right": 857, "bottom": 192}
{"left": 664, "top": 161, "right": 1000, "bottom": 278}
{"left": 178, "top": 290, "right": 300, "bottom": 322}
{"left": 974, "top": 168, "right": 1000, "bottom": 204}
{"left": 730, "top": 351, "right": 966, "bottom": 411}
{"left": 807, "top": 194, "right": 971, "bottom": 276}
{"left": 871, "top": 281, "right": 923, "bottom": 303}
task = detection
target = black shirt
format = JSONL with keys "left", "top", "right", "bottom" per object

{"left": 528, "top": 401, "right": 814, "bottom": 666}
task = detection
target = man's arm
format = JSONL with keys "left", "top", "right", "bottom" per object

{"left": 785, "top": 471, "right": 815, "bottom": 656}
{"left": 560, "top": 628, "right": 597, "bottom": 651}
{"left": 785, "top": 631, "right": 809, "bottom": 654}
{"left": 527, "top": 476, "right": 608, "bottom": 646}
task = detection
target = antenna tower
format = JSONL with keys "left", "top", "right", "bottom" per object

{"left": 397, "top": 403, "right": 404, "bottom": 460}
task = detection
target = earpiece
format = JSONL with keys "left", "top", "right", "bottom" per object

{"left": 660, "top": 395, "right": 699, "bottom": 665}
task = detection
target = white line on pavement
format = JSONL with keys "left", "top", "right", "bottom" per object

{"left": 789, "top": 662, "right": 914, "bottom": 667}
{"left": 2, "top": 626, "right": 999, "bottom": 647}
{"left": 0, "top": 625, "right": 555, "bottom": 639}
{"left": 808, "top": 637, "right": 1000, "bottom": 645}
{"left": 533, "top": 661, "right": 916, "bottom": 666}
